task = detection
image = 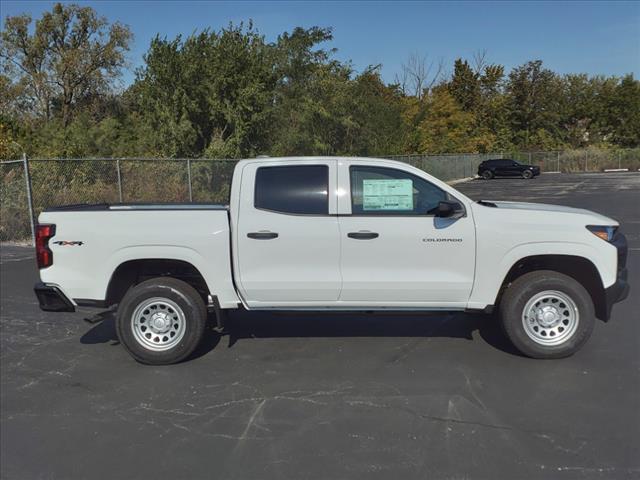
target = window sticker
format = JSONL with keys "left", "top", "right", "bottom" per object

{"left": 362, "top": 179, "right": 413, "bottom": 211}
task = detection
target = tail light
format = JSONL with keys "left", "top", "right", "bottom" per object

{"left": 36, "top": 224, "right": 56, "bottom": 268}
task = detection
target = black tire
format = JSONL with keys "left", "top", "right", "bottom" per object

{"left": 482, "top": 170, "right": 494, "bottom": 180}
{"left": 116, "top": 277, "right": 207, "bottom": 365}
{"left": 499, "top": 270, "right": 595, "bottom": 359}
{"left": 522, "top": 170, "right": 533, "bottom": 179}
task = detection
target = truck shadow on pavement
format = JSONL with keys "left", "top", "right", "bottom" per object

{"left": 80, "top": 309, "right": 522, "bottom": 360}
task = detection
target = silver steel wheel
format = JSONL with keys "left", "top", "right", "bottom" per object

{"left": 131, "top": 297, "right": 186, "bottom": 351}
{"left": 522, "top": 290, "right": 579, "bottom": 346}
{"left": 523, "top": 170, "right": 533, "bottom": 179}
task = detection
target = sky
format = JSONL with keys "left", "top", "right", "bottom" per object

{"left": 2, "top": 0, "right": 639, "bottom": 86}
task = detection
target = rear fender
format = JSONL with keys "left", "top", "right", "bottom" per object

{"left": 102, "top": 246, "right": 240, "bottom": 308}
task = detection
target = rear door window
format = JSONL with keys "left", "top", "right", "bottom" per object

{"left": 254, "top": 165, "right": 329, "bottom": 215}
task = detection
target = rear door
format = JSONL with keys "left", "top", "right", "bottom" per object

{"left": 493, "top": 160, "right": 512, "bottom": 176}
{"left": 235, "top": 160, "right": 341, "bottom": 307}
{"left": 336, "top": 161, "right": 476, "bottom": 307}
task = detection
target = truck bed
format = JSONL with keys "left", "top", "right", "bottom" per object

{"left": 38, "top": 205, "right": 239, "bottom": 308}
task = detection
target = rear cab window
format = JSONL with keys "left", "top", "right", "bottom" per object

{"left": 254, "top": 165, "right": 329, "bottom": 215}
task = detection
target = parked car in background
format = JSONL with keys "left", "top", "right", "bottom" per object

{"left": 478, "top": 159, "right": 540, "bottom": 179}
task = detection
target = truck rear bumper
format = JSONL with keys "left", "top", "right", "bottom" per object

{"left": 34, "top": 283, "right": 75, "bottom": 312}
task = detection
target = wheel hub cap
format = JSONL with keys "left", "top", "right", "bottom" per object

{"left": 131, "top": 297, "right": 187, "bottom": 352}
{"left": 537, "top": 306, "right": 560, "bottom": 326}
{"left": 151, "top": 312, "right": 170, "bottom": 331}
{"left": 522, "top": 290, "right": 579, "bottom": 346}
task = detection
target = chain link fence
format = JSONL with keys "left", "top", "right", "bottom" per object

{"left": 384, "top": 153, "right": 505, "bottom": 180}
{"left": 1, "top": 159, "right": 32, "bottom": 242}
{"left": 2, "top": 149, "right": 639, "bottom": 243}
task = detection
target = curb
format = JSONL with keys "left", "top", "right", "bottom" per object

{"left": 447, "top": 176, "right": 476, "bottom": 185}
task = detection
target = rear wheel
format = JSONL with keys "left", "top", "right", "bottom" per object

{"left": 116, "top": 277, "right": 207, "bottom": 364}
{"left": 522, "top": 170, "right": 533, "bottom": 179}
{"left": 499, "top": 271, "right": 595, "bottom": 359}
{"left": 482, "top": 170, "right": 494, "bottom": 180}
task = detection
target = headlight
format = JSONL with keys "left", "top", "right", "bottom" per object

{"left": 586, "top": 225, "right": 617, "bottom": 242}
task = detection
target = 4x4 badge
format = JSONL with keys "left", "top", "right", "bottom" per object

{"left": 53, "top": 241, "right": 84, "bottom": 246}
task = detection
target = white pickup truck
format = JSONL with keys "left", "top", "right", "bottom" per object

{"left": 34, "top": 157, "right": 629, "bottom": 364}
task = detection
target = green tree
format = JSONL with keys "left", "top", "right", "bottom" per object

{"left": 134, "top": 22, "right": 277, "bottom": 158}
{"left": 506, "top": 60, "right": 564, "bottom": 149}
{"left": 347, "top": 67, "right": 405, "bottom": 155}
{"left": 269, "top": 26, "right": 349, "bottom": 155}
{"left": 416, "top": 90, "right": 483, "bottom": 153}
{"left": 1, "top": 3, "right": 132, "bottom": 126}
{"left": 448, "top": 59, "right": 480, "bottom": 111}
{"left": 2, "top": 5, "right": 639, "bottom": 161}
{"left": 609, "top": 74, "right": 640, "bottom": 147}
{"left": 446, "top": 58, "right": 508, "bottom": 152}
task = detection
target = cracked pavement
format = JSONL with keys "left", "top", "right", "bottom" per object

{"left": 1, "top": 173, "right": 639, "bottom": 479}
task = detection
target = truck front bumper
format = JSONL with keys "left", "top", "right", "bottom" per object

{"left": 602, "top": 232, "right": 629, "bottom": 321}
{"left": 34, "top": 282, "right": 75, "bottom": 312}
{"left": 603, "top": 268, "right": 629, "bottom": 320}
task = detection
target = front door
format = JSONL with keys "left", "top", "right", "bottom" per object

{"left": 500, "top": 160, "right": 522, "bottom": 176}
{"left": 236, "top": 161, "right": 341, "bottom": 307}
{"left": 337, "top": 163, "right": 476, "bottom": 307}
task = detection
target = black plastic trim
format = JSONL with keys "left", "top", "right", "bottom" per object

{"left": 602, "top": 232, "right": 629, "bottom": 321}
{"left": 74, "top": 299, "right": 109, "bottom": 308}
{"left": 603, "top": 268, "right": 629, "bottom": 321}
{"left": 247, "top": 232, "right": 279, "bottom": 240}
{"left": 347, "top": 232, "right": 379, "bottom": 239}
{"left": 34, "top": 283, "right": 75, "bottom": 312}
{"left": 465, "top": 305, "right": 495, "bottom": 315}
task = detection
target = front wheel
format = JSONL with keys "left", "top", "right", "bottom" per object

{"left": 116, "top": 277, "right": 207, "bottom": 364}
{"left": 499, "top": 271, "right": 595, "bottom": 359}
{"left": 522, "top": 170, "right": 533, "bottom": 179}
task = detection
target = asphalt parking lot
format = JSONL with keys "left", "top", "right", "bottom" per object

{"left": 1, "top": 173, "right": 639, "bottom": 480}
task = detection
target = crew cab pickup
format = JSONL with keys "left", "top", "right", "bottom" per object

{"left": 34, "top": 157, "right": 629, "bottom": 364}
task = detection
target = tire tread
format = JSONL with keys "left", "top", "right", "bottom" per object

{"left": 116, "top": 277, "right": 207, "bottom": 365}
{"left": 499, "top": 270, "right": 595, "bottom": 359}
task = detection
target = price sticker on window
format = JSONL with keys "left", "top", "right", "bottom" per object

{"left": 362, "top": 179, "right": 413, "bottom": 211}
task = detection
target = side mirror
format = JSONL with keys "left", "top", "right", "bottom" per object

{"left": 436, "top": 200, "right": 464, "bottom": 218}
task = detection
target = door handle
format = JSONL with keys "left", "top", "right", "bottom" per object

{"left": 247, "top": 231, "right": 279, "bottom": 240}
{"left": 347, "top": 231, "right": 379, "bottom": 240}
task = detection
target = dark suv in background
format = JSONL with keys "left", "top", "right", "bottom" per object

{"left": 478, "top": 159, "right": 540, "bottom": 179}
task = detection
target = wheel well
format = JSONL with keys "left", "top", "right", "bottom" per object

{"left": 498, "top": 255, "right": 607, "bottom": 320}
{"left": 106, "top": 259, "right": 210, "bottom": 306}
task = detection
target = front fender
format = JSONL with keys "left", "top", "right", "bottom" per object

{"left": 467, "top": 241, "right": 616, "bottom": 309}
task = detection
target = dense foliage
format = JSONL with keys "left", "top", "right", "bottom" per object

{"left": 1, "top": 3, "right": 639, "bottom": 160}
